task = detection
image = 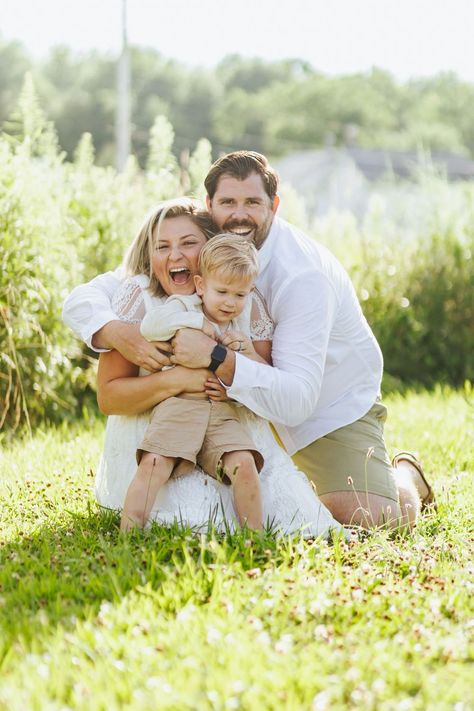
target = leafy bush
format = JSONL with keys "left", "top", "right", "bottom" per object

{"left": 315, "top": 182, "right": 474, "bottom": 387}
{"left": 0, "top": 80, "right": 211, "bottom": 433}
{"left": 0, "top": 138, "right": 80, "bottom": 430}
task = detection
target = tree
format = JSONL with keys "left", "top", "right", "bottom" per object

{"left": 0, "top": 38, "right": 31, "bottom": 127}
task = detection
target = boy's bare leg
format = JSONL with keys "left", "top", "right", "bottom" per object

{"left": 121, "top": 452, "right": 176, "bottom": 531}
{"left": 222, "top": 451, "right": 263, "bottom": 530}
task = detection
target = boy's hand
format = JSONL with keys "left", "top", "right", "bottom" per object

{"left": 220, "top": 330, "right": 255, "bottom": 356}
{"left": 205, "top": 376, "right": 228, "bottom": 402}
{"left": 202, "top": 318, "right": 218, "bottom": 339}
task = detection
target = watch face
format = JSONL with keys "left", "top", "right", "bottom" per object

{"left": 209, "top": 344, "right": 227, "bottom": 371}
{"left": 213, "top": 344, "right": 227, "bottom": 361}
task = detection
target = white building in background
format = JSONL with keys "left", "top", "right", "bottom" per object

{"left": 274, "top": 147, "right": 474, "bottom": 220}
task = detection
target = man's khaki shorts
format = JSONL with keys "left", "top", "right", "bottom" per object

{"left": 138, "top": 397, "right": 263, "bottom": 483}
{"left": 291, "top": 401, "right": 399, "bottom": 503}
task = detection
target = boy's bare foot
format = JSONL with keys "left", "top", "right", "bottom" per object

{"left": 120, "top": 513, "right": 144, "bottom": 532}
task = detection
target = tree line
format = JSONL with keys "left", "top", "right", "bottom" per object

{"left": 1, "top": 78, "right": 472, "bottom": 433}
{"left": 2, "top": 38, "right": 474, "bottom": 165}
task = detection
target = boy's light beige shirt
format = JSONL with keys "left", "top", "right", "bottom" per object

{"left": 140, "top": 293, "right": 252, "bottom": 341}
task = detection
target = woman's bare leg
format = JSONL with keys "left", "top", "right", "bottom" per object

{"left": 121, "top": 452, "right": 176, "bottom": 531}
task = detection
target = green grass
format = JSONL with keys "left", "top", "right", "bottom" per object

{"left": 0, "top": 389, "right": 473, "bottom": 710}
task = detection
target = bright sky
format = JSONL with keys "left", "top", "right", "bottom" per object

{"left": 2, "top": 0, "right": 474, "bottom": 83}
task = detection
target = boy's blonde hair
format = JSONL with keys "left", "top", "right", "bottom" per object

{"left": 198, "top": 233, "right": 259, "bottom": 283}
{"left": 124, "top": 197, "right": 217, "bottom": 296}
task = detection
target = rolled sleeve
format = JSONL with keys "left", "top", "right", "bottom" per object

{"left": 62, "top": 269, "right": 123, "bottom": 351}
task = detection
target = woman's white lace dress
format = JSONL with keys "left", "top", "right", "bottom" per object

{"left": 95, "top": 275, "right": 347, "bottom": 539}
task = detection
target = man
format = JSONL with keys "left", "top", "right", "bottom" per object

{"left": 63, "top": 151, "right": 434, "bottom": 527}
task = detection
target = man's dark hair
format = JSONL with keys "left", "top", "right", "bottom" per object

{"left": 204, "top": 151, "right": 279, "bottom": 201}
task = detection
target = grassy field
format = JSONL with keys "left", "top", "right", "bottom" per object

{"left": 0, "top": 389, "right": 473, "bottom": 710}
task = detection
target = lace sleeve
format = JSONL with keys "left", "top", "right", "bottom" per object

{"left": 111, "top": 277, "right": 146, "bottom": 324}
{"left": 250, "top": 288, "right": 274, "bottom": 341}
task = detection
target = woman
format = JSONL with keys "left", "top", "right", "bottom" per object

{"left": 96, "top": 197, "right": 347, "bottom": 538}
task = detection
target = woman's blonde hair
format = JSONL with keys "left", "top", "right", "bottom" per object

{"left": 124, "top": 197, "right": 217, "bottom": 296}
{"left": 198, "top": 233, "right": 259, "bottom": 283}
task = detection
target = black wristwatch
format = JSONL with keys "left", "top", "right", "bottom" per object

{"left": 208, "top": 344, "right": 227, "bottom": 372}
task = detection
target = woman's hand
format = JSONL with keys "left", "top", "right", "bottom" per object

{"left": 93, "top": 321, "right": 172, "bottom": 372}
{"left": 219, "top": 330, "right": 272, "bottom": 365}
{"left": 205, "top": 376, "right": 229, "bottom": 402}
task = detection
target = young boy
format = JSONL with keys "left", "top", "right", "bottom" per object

{"left": 120, "top": 233, "right": 267, "bottom": 532}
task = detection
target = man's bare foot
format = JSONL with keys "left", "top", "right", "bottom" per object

{"left": 392, "top": 452, "right": 435, "bottom": 510}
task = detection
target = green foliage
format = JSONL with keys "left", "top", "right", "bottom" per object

{"left": 311, "top": 172, "right": 474, "bottom": 388}
{"left": 147, "top": 115, "right": 177, "bottom": 174}
{"left": 39, "top": 46, "right": 116, "bottom": 164}
{"left": 3, "top": 40, "right": 474, "bottom": 164}
{"left": 0, "top": 38, "right": 31, "bottom": 128}
{"left": 0, "top": 83, "right": 187, "bottom": 432}
{"left": 3, "top": 72, "right": 62, "bottom": 161}
{"left": 187, "top": 138, "right": 213, "bottom": 200}
{"left": 146, "top": 115, "right": 180, "bottom": 199}
{"left": 0, "top": 391, "right": 473, "bottom": 708}
{"left": 397, "top": 230, "right": 473, "bottom": 385}
{"left": 0, "top": 127, "right": 80, "bottom": 431}
{"left": 0, "top": 80, "right": 472, "bottom": 431}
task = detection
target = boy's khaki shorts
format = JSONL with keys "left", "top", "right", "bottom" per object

{"left": 291, "top": 401, "right": 399, "bottom": 503}
{"left": 138, "top": 397, "right": 263, "bottom": 483}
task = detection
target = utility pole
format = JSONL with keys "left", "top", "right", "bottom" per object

{"left": 116, "top": 0, "right": 130, "bottom": 171}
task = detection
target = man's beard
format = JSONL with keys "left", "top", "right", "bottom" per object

{"left": 222, "top": 212, "right": 274, "bottom": 249}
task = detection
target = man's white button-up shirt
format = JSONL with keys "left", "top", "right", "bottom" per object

{"left": 226, "top": 217, "right": 383, "bottom": 454}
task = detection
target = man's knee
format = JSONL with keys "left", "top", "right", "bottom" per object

{"left": 319, "top": 491, "right": 401, "bottom": 529}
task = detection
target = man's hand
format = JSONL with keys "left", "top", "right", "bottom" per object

{"left": 93, "top": 321, "right": 172, "bottom": 371}
{"left": 173, "top": 366, "right": 209, "bottom": 395}
{"left": 170, "top": 328, "right": 216, "bottom": 369}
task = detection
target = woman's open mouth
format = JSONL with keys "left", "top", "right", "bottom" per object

{"left": 169, "top": 267, "right": 191, "bottom": 284}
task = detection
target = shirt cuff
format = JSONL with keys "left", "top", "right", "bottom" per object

{"left": 83, "top": 310, "right": 122, "bottom": 352}
{"left": 225, "top": 354, "right": 273, "bottom": 397}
